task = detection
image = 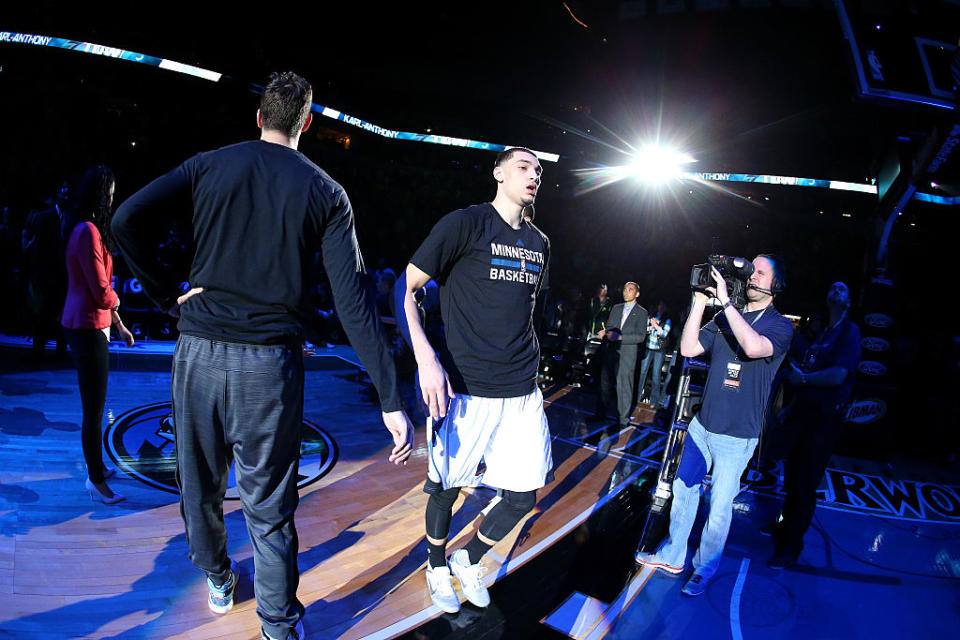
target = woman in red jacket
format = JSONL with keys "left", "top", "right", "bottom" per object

{"left": 62, "top": 165, "right": 135, "bottom": 504}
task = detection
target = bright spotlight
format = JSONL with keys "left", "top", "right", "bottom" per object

{"left": 571, "top": 145, "right": 697, "bottom": 195}
{"left": 627, "top": 146, "right": 696, "bottom": 184}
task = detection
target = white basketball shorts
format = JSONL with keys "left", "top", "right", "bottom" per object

{"left": 427, "top": 387, "right": 553, "bottom": 492}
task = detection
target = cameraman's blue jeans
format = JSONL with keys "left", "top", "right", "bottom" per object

{"left": 172, "top": 334, "right": 304, "bottom": 639}
{"left": 656, "top": 415, "right": 757, "bottom": 579}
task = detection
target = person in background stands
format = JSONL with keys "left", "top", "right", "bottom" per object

{"left": 23, "top": 181, "right": 70, "bottom": 359}
{"left": 637, "top": 300, "right": 671, "bottom": 408}
{"left": 764, "top": 281, "right": 861, "bottom": 569}
{"left": 598, "top": 282, "right": 648, "bottom": 427}
{"left": 61, "top": 165, "right": 136, "bottom": 505}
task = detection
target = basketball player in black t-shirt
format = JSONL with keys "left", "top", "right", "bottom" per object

{"left": 396, "top": 147, "right": 552, "bottom": 613}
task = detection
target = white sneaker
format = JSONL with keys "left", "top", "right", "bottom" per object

{"left": 634, "top": 549, "right": 683, "bottom": 575}
{"left": 448, "top": 549, "right": 490, "bottom": 608}
{"left": 426, "top": 564, "right": 461, "bottom": 613}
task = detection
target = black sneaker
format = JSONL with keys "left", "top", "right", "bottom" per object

{"left": 766, "top": 550, "right": 798, "bottom": 570}
{"left": 681, "top": 572, "right": 708, "bottom": 596}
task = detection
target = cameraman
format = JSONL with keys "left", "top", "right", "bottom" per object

{"left": 636, "top": 255, "right": 794, "bottom": 596}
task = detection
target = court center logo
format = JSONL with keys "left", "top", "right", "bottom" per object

{"left": 105, "top": 401, "right": 338, "bottom": 499}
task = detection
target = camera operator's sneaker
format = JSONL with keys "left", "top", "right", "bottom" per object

{"left": 681, "top": 572, "right": 709, "bottom": 596}
{"left": 207, "top": 560, "right": 238, "bottom": 614}
{"left": 766, "top": 549, "right": 799, "bottom": 570}
{"left": 261, "top": 619, "right": 305, "bottom": 640}
{"left": 634, "top": 550, "right": 683, "bottom": 575}
{"left": 425, "top": 564, "right": 461, "bottom": 613}
{"left": 448, "top": 549, "right": 490, "bottom": 607}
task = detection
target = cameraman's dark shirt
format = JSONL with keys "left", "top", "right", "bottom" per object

{"left": 698, "top": 306, "right": 794, "bottom": 439}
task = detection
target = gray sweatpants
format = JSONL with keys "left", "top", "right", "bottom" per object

{"left": 172, "top": 333, "right": 304, "bottom": 638}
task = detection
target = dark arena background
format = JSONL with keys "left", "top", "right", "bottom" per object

{"left": 1, "top": 2, "right": 958, "bottom": 639}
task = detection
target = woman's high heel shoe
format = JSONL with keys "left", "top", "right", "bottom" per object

{"left": 85, "top": 478, "right": 125, "bottom": 504}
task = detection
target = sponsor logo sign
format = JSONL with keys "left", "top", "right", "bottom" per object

{"left": 861, "top": 337, "right": 890, "bottom": 352}
{"left": 845, "top": 398, "right": 888, "bottom": 424}
{"left": 864, "top": 313, "right": 893, "bottom": 328}
{"left": 859, "top": 360, "right": 888, "bottom": 376}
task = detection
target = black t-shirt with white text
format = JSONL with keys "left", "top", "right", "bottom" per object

{"left": 411, "top": 203, "right": 549, "bottom": 398}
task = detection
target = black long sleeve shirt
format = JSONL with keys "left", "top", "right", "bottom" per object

{"left": 112, "top": 139, "right": 401, "bottom": 411}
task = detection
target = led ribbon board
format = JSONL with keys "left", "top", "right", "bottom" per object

{"left": 0, "top": 31, "right": 222, "bottom": 81}
{"left": 691, "top": 172, "right": 951, "bottom": 205}
{"left": 912, "top": 193, "right": 960, "bottom": 205}
{"left": 311, "top": 105, "right": 559, "bottom": 161}
{"left": 691, "top": 172, "right": 879, "bottom": 194}
{"left": 0, "top": 30, "right": 560, "bottom": 162}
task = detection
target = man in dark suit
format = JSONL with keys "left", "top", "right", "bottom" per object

{"left": 598, "top": 282, "right": 649, "bottom": 426}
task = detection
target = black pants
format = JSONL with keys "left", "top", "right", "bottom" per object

{"left": 172, "top": 334, "right": 305, "bottom": 639}
{"left": 615, "top": 345, "right": 641, "bottom": 425}
{"left": 597, "top": 344, "right": 618, "bottom": 418}
{"left": 64, "top": 327, "right": 109, "bottom": 484}
{"left": 778, "top": 400, "right": 842, "bottom": 556}
{"left": 31, "top": 283, "right": 66, "bottom": 358}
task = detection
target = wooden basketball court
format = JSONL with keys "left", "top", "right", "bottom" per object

{"left": 0, "top": 346, "right": 655, "bottom": 639}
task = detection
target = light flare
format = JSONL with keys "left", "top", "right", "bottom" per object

{"left": 572, "top": 145, "right": 697, "bottom": 195}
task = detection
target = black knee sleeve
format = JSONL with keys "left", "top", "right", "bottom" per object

{"left": 425, "top": 486, "right": 460, "bottom": 540}
{"left": 478, "top": 489, "right": 537, "bottom": 541}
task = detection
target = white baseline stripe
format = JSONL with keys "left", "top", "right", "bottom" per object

{"left": 583, "top": 565, "right": 655, "bottom": 640}
{"left": 730, "top": 557, "right": 750, "bottom": 640}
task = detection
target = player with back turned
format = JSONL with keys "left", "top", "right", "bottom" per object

{"left": 112, "top": 72, "right": 413, "bottom": 640}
